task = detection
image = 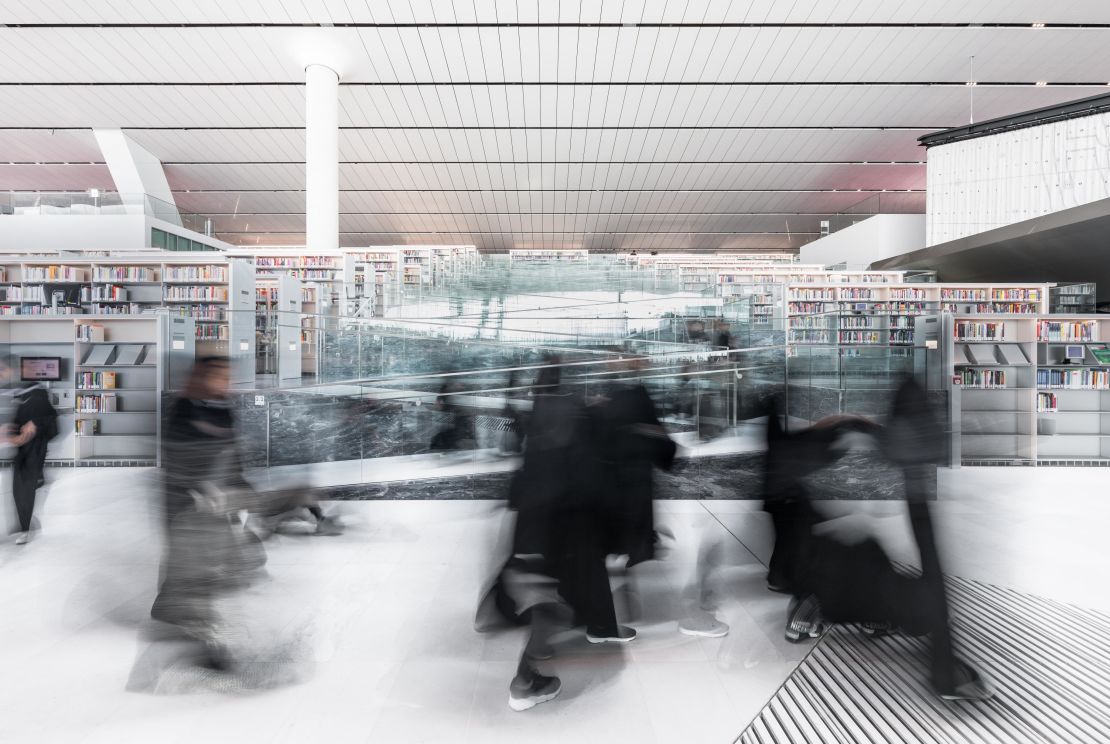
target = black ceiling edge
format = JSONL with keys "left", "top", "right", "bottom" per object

{"left": 918, "top": 91, "right": 1110, "bottom": 148}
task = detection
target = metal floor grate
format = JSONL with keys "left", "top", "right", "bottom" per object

{"left": 737, "top": 575, "right": 1110, "bottom": 744}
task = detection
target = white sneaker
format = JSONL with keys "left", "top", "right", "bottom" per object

{"left": 679, "top": 614, "right": 730, "bottom": 638}
{"left": 586, "top": 625, "right": 637, "bottom": 644}
{"left": 15, "top": 531, "right": 30, "bottom": 545}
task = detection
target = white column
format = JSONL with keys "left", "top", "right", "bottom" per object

{"left": 305, "top": 64, "right": 339, "bottom": 251}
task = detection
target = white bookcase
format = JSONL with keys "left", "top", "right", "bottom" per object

{"left": 508, "top": 249, "right": 589, "bottom": 264}
{"left": 1034, "top": 316, "right": 1110, "bottom": 463}
{"left": 952, "top": 315, "right": 1038, "bottom": 463}
{"left": 0, "top": 314, "right": 194, "bottom": 466}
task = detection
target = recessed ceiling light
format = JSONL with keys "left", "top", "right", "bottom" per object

{"left": 1035, "top": 81, "right": 1048, "bottom": 86}
{"left": 965, "top": 81, "right": 977, "bottom": 86}
{"left": 1031, "top": 22, "right": 1045, "bottom": 28}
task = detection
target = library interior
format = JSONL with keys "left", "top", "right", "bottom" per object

{"left": 1, "top": 3, "right": 1108, "bottom": 743}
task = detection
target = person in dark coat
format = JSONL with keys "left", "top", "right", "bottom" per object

{"left": 2, "top": 360, "right": 58, "bottom": 545}
{"left": 595, "top": 359, "right": 677, "bottom": 567}
{"left": 761, "top": 398, "right": 879, "bottom": 595}
{"left": 765, "top": 379, "right": 991, "bottom": 701}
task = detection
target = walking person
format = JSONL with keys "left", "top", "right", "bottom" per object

{"left": 2, "top": 359, "right": 59, "bottom": 545}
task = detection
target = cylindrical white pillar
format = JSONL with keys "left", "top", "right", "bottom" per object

{"left": 305, "top": 64, "right": 339, "bottom": 252}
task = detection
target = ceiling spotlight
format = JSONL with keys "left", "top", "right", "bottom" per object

{"left": 1035, "top": 81, "right": 1048, "bottom": 86}
{"left": 965, "top": 81, "right": 977, "bottom": 87}
{"left": 1031, "top": 22, "right": 1045, "bottom": 28}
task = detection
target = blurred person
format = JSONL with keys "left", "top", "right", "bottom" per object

{"left": 764, "top": 380, "right": 991, "bottom": 701}
{"left": 152, "top": 356, "right": 263, "bottom": 669}
{"left": 760, "top": 399, "right": 880, "bottom": 595}
{"left": 595, "top": 358, "right": 728, "bottom": 637}
{"left": 430, "top": 379, "right": 476, "bottom": 451}
{"left": 152, "top": 357, "right": 339, "bottom": 669}
{"left": 714, "top": 321, "right": 733, "bottom": 349}
{"left": 1, "top": 359, "right": 58, "bottom": 545}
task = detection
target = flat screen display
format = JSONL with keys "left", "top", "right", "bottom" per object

{"left": 1066, "top": 345, "right": 1085, "bottom": 361}
{"left": 20, "top": 357, "right": 62, "bottom": 381}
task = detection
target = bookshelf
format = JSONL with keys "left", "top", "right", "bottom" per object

{"left": 508, "top": 249, "right": 589, "bottom": 265}
{"left": 1049, "top": 283, "right": 1097, "bottom": 315}
{"left": 0, "top": 257, "right": 254, "bottom": 366}
{"left": 0, "top": 314, "right": 193, "bottom": 466}
{"left": 1034, "top": 316, "right": 1110, "bottom": 463}
{"left": 948, "top": 315, "right": 1038, "bottom": 463}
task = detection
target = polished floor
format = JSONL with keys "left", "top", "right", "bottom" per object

{"left": 0, "top": 466, "right": 1106, "bottom": 743}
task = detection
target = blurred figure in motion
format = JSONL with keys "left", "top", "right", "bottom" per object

{"left": 1, "top": 358, "right": 59, "bottom": 545}
{"left": 152, "top": 356, "right": 339, "bottom": 671}
{"left": 152, "top": 356, "right": 261, "bottom": 669}
{"left": 764, "top": 379, "right": 991, "bottom": 701}
{"left": 595, "top": 356, "right": 728, "bottom": 637}
{"left": 430, "top": 378, "right": 476, "bottom": 452}
{"left": 761, "top": 400, "right": 879, "bottom": 596}
{"left": 497, "top": 370, "right": 525, "bottom": 456}
{"left": 492, "top": 360, "right": 635, "bottom": 710}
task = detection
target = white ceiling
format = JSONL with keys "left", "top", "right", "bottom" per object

{"left": 1, "top": 1, "right": 1109, "bottom": 251}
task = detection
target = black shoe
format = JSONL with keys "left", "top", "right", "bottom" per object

{"left": 509, "top": 673, "right": 561, "bottom": 711}
{"left": 934, "top": 660, "right": 992, "bottom": 701}
{"left": 766, "top": 571, "right": 792, "bottom": 594}
{"left": 860, "top": 621, "right": 895, "bottom": 638}
{"left": 785, "top": 594, "right": 825, "bottom": 643}
{"left": 201, "top": 642, "right": 233, "bottom": 671}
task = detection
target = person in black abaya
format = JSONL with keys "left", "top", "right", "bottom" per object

{"left": 763, "top": 379, "right": 991, "bottom": 701}
{"left": 595, "top": 358, "right": 677, "bottom": 568}
{"left": 497, "top": 361, "right": 634, "bottom": 711}
{"left": 761, "top": 398, "right": 880, "bottom": 596}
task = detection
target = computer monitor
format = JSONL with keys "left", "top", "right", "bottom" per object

{"left": 1066, "top": 345, "right": 1085, "bottom": 362}
{"left": 42, "top": 282, "right": 82, "bottom": 308}
{"left": 20, "top": 356, "right": 62, "bottom": 381}
{"left": 853, "top": 303, "right": 867, "bottom": 312}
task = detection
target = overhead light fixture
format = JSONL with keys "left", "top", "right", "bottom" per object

{"left": 1031, "top": 22, "right": 1045, "bottom": 28}
{"left": 965, "top": 81, "right": 977, "bottom": 87}
{"left": 1035, "top": 81, "right": 1048, "bottom": 86}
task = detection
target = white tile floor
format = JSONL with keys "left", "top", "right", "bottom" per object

{"left": 0, "top": 465, "right": 1106, "bottom": 743}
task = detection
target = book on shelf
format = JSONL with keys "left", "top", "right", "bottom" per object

{"left": 93, "top": 266, "right": 158, "bottom": 282}
{"left": 75, "top": 419, "right": 100, "bottom": 436}
{"left": 1036, "top": 392, "right": 1058, "bottom": 413}
{"left": 838, "top": 331, "right": 882, "bottom": 344}
{"left": 960, "top": 368, "right": 1007, "bottom": 388}
{"left": 164, "top": 265, "right": 227, "bottom": 282}
{"left": 954, "top": 321, "right": 1006, "bottom": 341}
{"left": 80, "top": 285, "right": 129, "bottom": 302}
{"left": 77, "top": 393, "right": 118, "bottom": 413}
{"left": 991, "top": 289, "right": 1040, "bottom": 300}
{"left": 1037, "top": 368, "right": 1110, "bottom": 390}
{"left": 78, "top": 371, "right": 117, "bottom": 389}
{"left": 23, "top": 265, "right": 87, "bottom": 282}
{"left": 1036, "top": 320, "right": 1097, "bottom": 342}
{"left": 76, "top": 322, "right": 106, "bottom": 342}
{"left": 941, "top": 288, "right": 988, "bottom": 301}
{"left": 1090, "top": 346, "right": 1110, "bottom": 365}
{"left": 889, "top": 330, "right": 914, "bottom": 345}
{"left": 165, "top": 286, "right": 229, "bottom": 301}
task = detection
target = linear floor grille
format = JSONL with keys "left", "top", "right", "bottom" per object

{"left": 737, "top": 575, "right": 1110, "bottom": 743}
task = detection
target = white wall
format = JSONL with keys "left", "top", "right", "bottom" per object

{"left": 799, "top": 214, "right": 926, "bottom": 269}
{"left": 926, "top": 110, "right": 1110, "bottom": 245}
{"left": 0, "top": 214, "right": 148, "bottom": 252}
{"left": 0, "top": 214, "right": 232, "bottom": 253}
